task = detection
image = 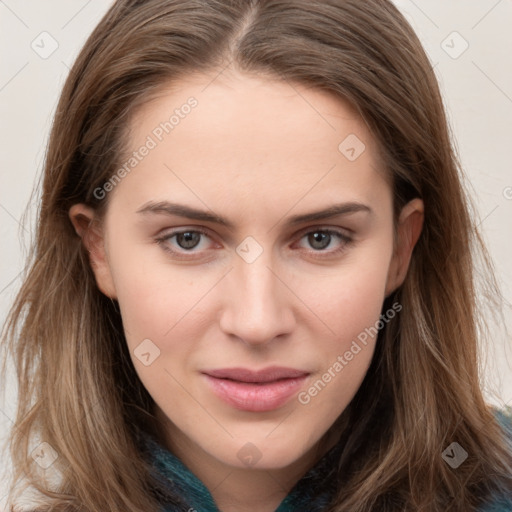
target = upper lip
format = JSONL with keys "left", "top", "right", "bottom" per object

{"left": 203, "top": 366, "right": 309, "bottom": 383}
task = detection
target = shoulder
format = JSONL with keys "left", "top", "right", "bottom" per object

{"left": 477, "top": 406, "right": 512, "bottom": 512}
{"left": 478, "top": 496, "right": 512, "bottom": 512}
{"left": 493, "top": 406, "right": 512, "bottom": 436}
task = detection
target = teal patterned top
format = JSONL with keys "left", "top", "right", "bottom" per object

{"left": 482, "top": 407, "right": 512, "bottom": 512}
{"left": 136, "top": 407, "right": 512, "bottom": 511}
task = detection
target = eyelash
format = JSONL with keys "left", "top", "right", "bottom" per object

{"left": 155, "top": 227, "right": 354, "bottom": 260}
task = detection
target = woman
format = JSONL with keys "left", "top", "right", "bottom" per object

{"left": 2, "top": 0, "right": 511, "bottom": 511}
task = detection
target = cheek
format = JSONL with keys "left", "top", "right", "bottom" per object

{"left": 297, "top": 252, "right": 392, "bottom": 348}
{"left": 114, "top": 273, "right": 205, "bottom": 351}
{"left": 294, "top": 270, "right": 392, "bottom": 429}
{"left": 108, "top": 255, "right": 205, "bottom": 408}
{"left": 105, "top": 232, "right": 200, "bottom": 349}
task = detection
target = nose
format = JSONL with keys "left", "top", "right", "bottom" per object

{"left": 219, "top": 254, "right": 296, "bottom": 347}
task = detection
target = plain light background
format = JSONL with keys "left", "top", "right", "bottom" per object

{"left": 1, "top": 0, "right": 511, "bottom": 507}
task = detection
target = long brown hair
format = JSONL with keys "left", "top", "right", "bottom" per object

{"left": 2, "top": 1, "right": 511, "bottom": 510}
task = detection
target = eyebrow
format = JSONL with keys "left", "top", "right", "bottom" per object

{"left": 136, "top": 200, "right": 372, "bottom": 228}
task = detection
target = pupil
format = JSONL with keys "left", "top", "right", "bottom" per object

{"left": 177, "top": 232, "right": 200, "bottom": 249}
{"left": 309, "top": 232, "right": 330, "bottom": 250}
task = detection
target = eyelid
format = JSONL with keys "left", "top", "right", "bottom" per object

{"left": 290, "top": 226, "right": 354, "bottom": 256}
{"left": 292, "top": 224, "right": 353, "bottom": 240}
{"left": 160, "top": 226, "right": 216, "bottom": 240}
{"left": 157, "top": 226, "right": 212, "bottom": 238}
{"left": 154, "top": 228, "right": 221, "bottom": 265}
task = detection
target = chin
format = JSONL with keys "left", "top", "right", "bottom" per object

{"left": 210, "top": 435, "right": 316, "bottom": 471}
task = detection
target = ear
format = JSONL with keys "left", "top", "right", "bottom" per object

{"left": 385, "top": 198, "right": 424, "bottom": 297}
{"left": 69, "top": 204, "right": 117, "bottom": 299}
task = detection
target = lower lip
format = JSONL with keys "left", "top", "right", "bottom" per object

{"left": 203, "top": 374, "right": 308, "bottom": 412}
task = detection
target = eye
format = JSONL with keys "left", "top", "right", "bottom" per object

{"left": 306, "top": 231, "right": 332, "bottom": 250}
{"left": 156, "top": 228, "right": 214, "bottom": 256}
{"left": 296, "top": 228, "right": 353, "bottom": 255}
{"left": 174, "top": 231, "right": 202, "bottom": 250}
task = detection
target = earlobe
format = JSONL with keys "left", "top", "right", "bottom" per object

{"left": 69, "top": 204, "right": 117, "bottom": 299}
{"left": 385, "top": 198, "right": 424, "bottom": 296}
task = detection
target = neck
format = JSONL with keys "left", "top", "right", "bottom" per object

{"left": 153, "top": 408, "right": 341, "bottom": 512}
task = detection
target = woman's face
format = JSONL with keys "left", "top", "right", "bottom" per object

{"left": 71, "top": 70, "right": 422, "bottom": 474}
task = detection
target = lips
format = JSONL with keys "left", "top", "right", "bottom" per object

{"left": 204, "top": 367, "right": 309, "bottom": 383}
{"left": 202, "top": 366, "right": 309, "bottom": 412}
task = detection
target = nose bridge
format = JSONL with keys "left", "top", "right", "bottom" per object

{"left": 219, "top": 250, "right": 294, "bottom": 345}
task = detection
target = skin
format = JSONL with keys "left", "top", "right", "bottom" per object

{"left": 70, "top": 68, "right": 424, "bottom": 512}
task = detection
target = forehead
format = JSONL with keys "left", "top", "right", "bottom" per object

{"left": 132, "top": 69, "right": 371, "bottom": 155}
{"left": 111, "top": 70, "right": 390, "bottom": 215}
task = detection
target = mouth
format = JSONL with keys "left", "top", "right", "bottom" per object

{"left": 202, "top": 366, "right": 310, "bottom": 412}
